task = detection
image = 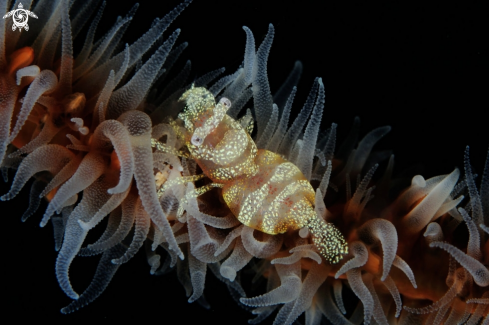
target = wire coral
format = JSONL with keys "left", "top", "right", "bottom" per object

{"left": 1, "top": 0, "right": 488, "bottom": 324}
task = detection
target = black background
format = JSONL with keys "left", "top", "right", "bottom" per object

{"left": 2, "top": 0, "right": 488, "bottom": 324}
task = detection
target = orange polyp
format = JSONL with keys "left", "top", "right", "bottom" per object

{"left": 301, "top": 258, "right": 314, "bottom": 271}
{"left": 11, "top": 120, "right": 37, "bottom": 149}
{"left": 51, "top": 128, "right": 74, "bottom": 148}
{"left": 45, "top": 187, "right": 58, "bottom": 202}
{"left": 8, "top": 47, "right": 35, "bottom": 76}
{"left": 362, "top": 251, "right": 382, "bottom": 276}
{"left": 63, "top": 93, "right": 86, "bottom": 115}
{"left": 86, "top": 133, "right": 94, "bottom": 146}
{"left": 110, "top": 150, "right": 121, "bottom": 172}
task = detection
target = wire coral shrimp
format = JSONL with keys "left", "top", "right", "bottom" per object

{"left": 1, "top": 0, "right": 488, "bottom": 324}
{"left": 151, "top": 86, "right": 348, "bottom": 264}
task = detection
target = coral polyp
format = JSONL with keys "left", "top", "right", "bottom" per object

{"left": 1, "top": 0, "right": 488, "bottom": 324}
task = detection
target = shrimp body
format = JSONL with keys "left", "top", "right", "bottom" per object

{"left": 175, "top": 87, "right": 348, "bottom": 263}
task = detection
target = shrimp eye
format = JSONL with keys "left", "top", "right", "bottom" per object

{"left": 191, "top": 134, "right": 203, "bottom": 146}
{"left": 219, "top": 97, "right": 232, "bottom": 109}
